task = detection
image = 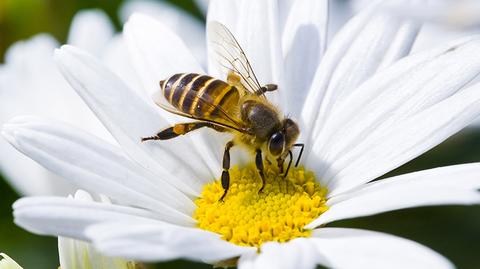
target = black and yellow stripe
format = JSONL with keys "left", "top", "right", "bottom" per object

{"left": 161, "top": 73, "right": 240, "bottom": 121}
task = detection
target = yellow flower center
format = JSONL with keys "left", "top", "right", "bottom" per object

{"left": 194, "top": 164, "right": 328, "bottom": 247}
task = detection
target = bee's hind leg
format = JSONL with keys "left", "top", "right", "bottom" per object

{"left": 255, "top": 149, "right": 266, "bottom": 193}
{"left": 220, "top": 141, "right": 235, "bottom": 201}
{"left": 141, "top": 122, "right": 210, "bottom": 142}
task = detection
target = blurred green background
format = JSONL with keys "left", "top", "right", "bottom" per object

{"left": 0, "top": 0, "right": 204, "bottom": 60}
{"left": 0, "top": 0, "right": 479, "bottom": 269}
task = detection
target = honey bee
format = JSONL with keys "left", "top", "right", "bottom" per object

{"left": 142, "top": 21, "right": 304, "bottom": 200}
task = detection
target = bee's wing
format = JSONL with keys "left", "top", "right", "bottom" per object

{"left": 152, "top": 88, "right": 250, "bottom": 134}
{"left": 208, "top": 21, "right": 264, "bottom": 97}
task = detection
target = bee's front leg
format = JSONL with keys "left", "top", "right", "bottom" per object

{"left": 219, "top": 141, "right": 235, "bottom": 201}
{"left": 256, "top": 149, "right": 266, "bottom": 193}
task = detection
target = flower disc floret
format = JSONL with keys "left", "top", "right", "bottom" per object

{"left": 194, "top": 164, "right": 328, "bottom": 247}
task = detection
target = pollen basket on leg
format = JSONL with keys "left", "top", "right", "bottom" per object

{"left": 194, "top": 164, "right": 328, "bottom": 247}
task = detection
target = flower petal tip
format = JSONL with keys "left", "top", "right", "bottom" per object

{"left": 55, "top": 45, "right": 86, "bottom": 61}
{"left": 126, "top": 12, "right": 151, "bottom": 23}
{"left": 124, "top": 12, "right": 149, "bottom": 31}
{"left": 53, "top": 47, "right": 63, "bottom": 57}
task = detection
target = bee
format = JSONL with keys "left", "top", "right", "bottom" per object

{"left": 142, "top": 21, "right": 304, "bottom": 200}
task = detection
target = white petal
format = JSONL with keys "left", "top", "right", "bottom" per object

{"left": 235, "top": 0, "right": 283, "bottom": 87}
{"left": 307, "top": 163, "right": 480, "bottom": 228}
{"left": 58, "top": 236, "right": 131, "bottom": 269}
{"left": 315, "top": 37, "right": 480, "bottom": 195}
{"left": 67, "top": 9, "right": 115, "bottom": 56}
{"left": 123, "top": 13, "right": 203, "bottom": 95}
{"left": 237, "top": 251, "right": 257, "bottom": 269}
{"left": 0, "top": 34, "right": 112, "bottom": 143}
{"left": 281, "top": 0, "right": 328, "bottom": 118}
{"left": 58, "top": 191, "right": 134, "bottom": 269}
{"left": 0, "top": 253, "right": 23, "bottom": 269}
{"left": 0, "top": 35, "right": 63, "bottom": 195}
{"left": 124, "top": 14, "right": 221, "bottom": 176}
{"left": 2, "top": 34, "right": 58, "bottom": 64}
{"left": 205, "top": 0, "right": 260, "bottom": 168}
{"left": 120, "top": 0, "right": 206, "bottom": 67}
{"left": 0, "top": 34, "right": 108, "bottom": 196}
{"left": 2, "top": 116, "right": 194, "bottom": 224}
{"left": 208, "top": 0, "right": 284, "bottom": 106}
{"left": 412, "top": 23, "right": 480, "bottom": 55}
{"left": 238, "top": 0, "right": 284, "bottom": 107}
{"left": 101, "top": 34, "right": 145, "bottom": 100}
{"left": 238, "top": 239, "right": 326, "bottom": 269}
{"left": 327, "top": 0, "right": 355, "bottom": 42}
{"left": 207, "top": 0, "right": 241, "bottom": 58}
{"left": 310, "top": 228, "right": 454, "bottom": 269}
{"left": 85, "top": 222, "right": 254, "bottom": 263}
{"left": 206, "top": 0, "right": 240, "bottom": 81}
{"left": 302, "top": 2, "right": 419, "bottom": 142}
{"left": 54, "top": 45, "right": 211, "bottom": 195}
{"left": 0, "top": 138, "right": 71, "bottom": 196}
{"left": 382, "top": 0, "right": 480, "bottom": 29}
{"left": 13, "top": 197, "right": 163, "bottom": 241}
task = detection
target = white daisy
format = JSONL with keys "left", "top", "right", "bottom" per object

{"left": 4, "top": 1, "right": 480, "bottom": 268}
{"left": 0, "top": 4, "right": 206, "bottom": 196}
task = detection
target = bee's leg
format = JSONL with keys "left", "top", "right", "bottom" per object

{"left": 256, "top": 149, "right": 266, "bottom": 193}
{"left": 220, "top": 141, "right": 235, "bottom": 201}
{"left": 141, "top": 122, "right": 209, "bottom": 142}
{"left": 284, "top": 150, "right": 293, "bottom": 177}
{"left": 293, "top": 143, "right": 305, "bottom": 166}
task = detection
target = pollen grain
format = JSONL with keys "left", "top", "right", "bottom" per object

{"left": 193, "top": 164, "right": 328, "bottom": 247}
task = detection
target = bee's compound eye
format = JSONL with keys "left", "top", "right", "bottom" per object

{"left": 268, "top": 132, "right": 285, "bottom": 156}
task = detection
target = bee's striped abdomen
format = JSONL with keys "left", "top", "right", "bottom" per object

{"left": 161, "top": 73, "right": 240, "bottom": 120}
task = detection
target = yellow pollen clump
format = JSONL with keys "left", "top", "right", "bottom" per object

{"left": 193, "top": 164, "right": 328, "bottom": 247}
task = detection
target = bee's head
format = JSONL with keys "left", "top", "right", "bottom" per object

{"left": 267, "top": 118, "right": 299, "bottom": 157}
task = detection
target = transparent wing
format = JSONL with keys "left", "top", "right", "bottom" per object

{"left": 208, "top": 21, "right": 264, "bottom": 97}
